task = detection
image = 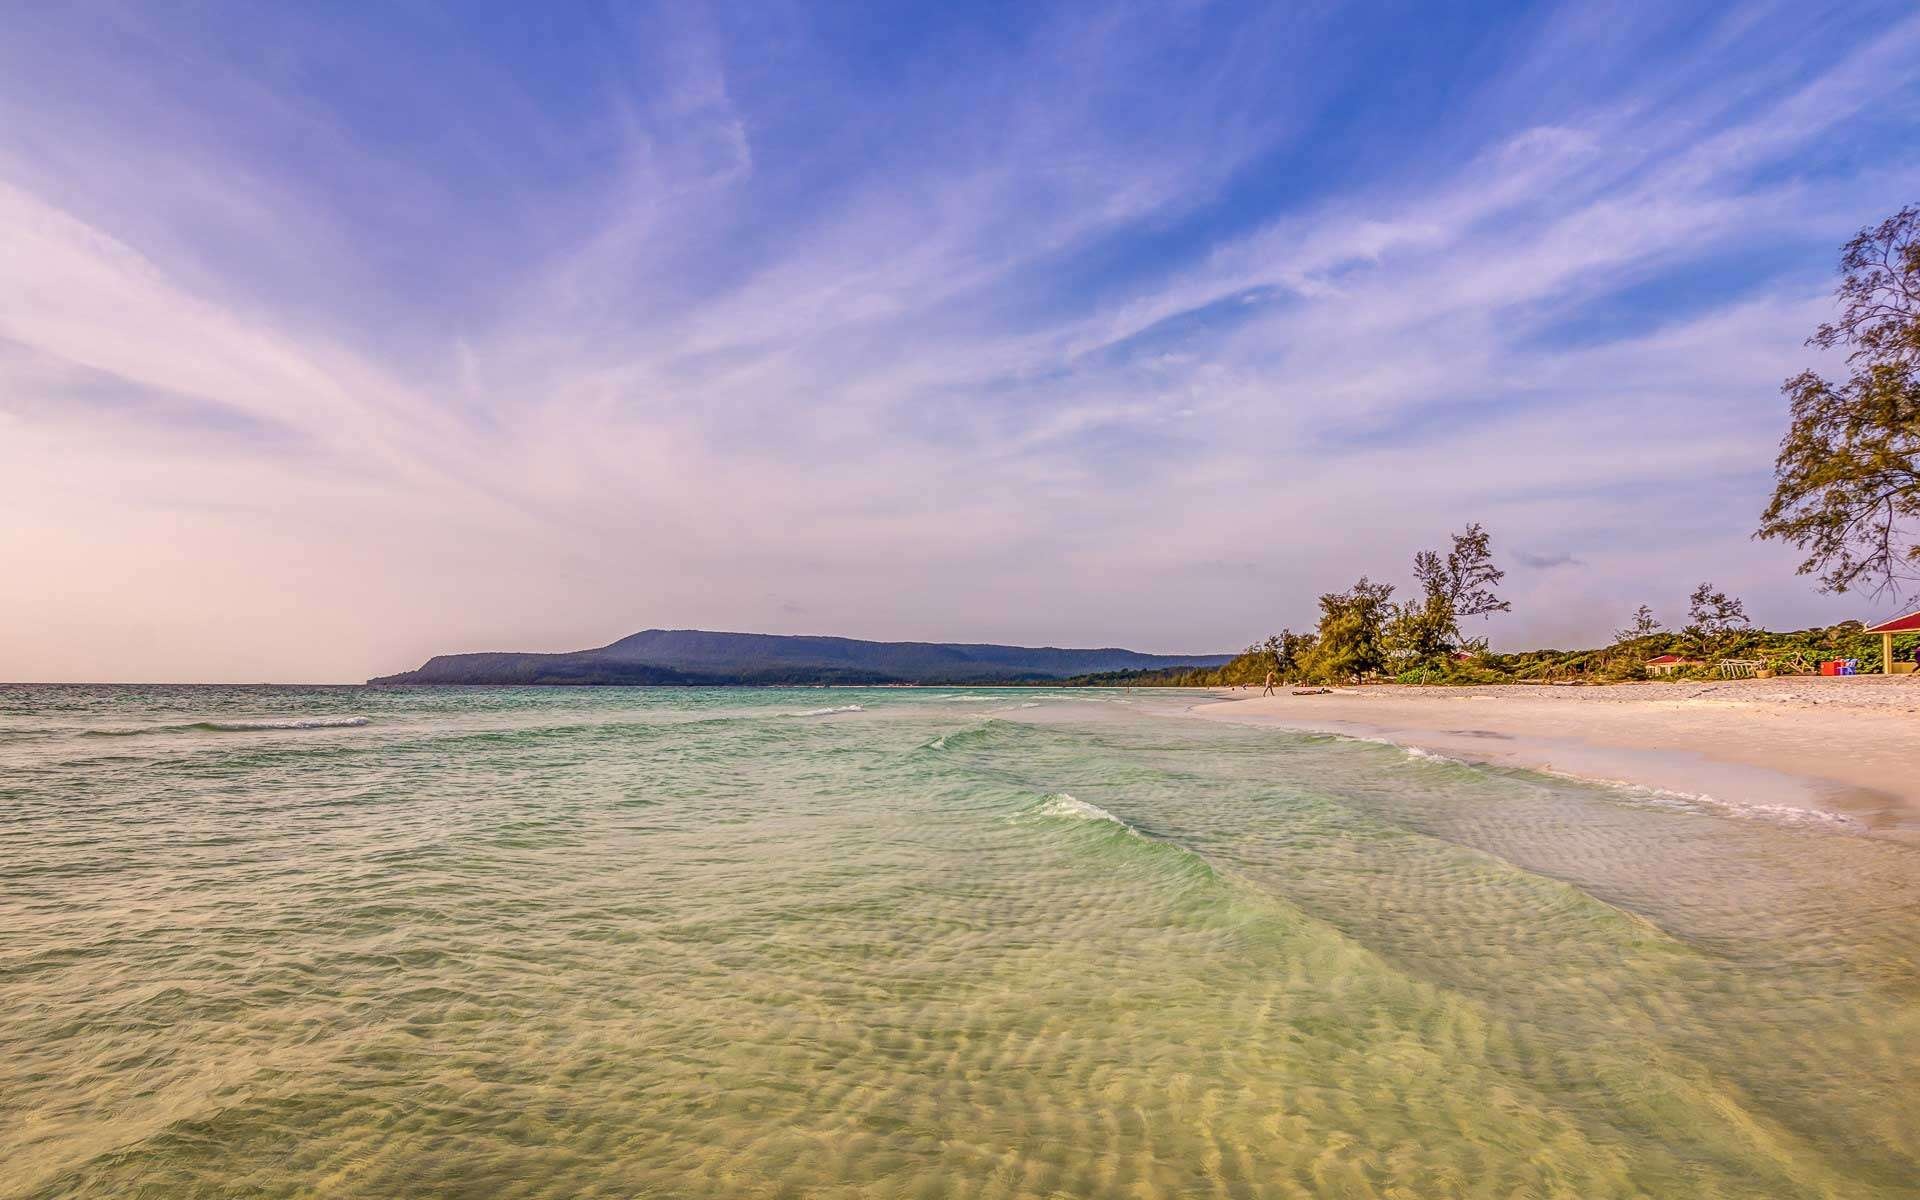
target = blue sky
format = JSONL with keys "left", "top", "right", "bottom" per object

{"left": 4, "top": 1, "right": 1919, "bottom": 681}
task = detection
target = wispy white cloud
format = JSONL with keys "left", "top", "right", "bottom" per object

{"left": 2, "top": 1, "right": 1917, "bottom": 681}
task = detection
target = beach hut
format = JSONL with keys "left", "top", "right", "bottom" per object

{"left": 1645, "top": 654, "right": 1702, "bottom": 677}
{"left": 1863, "top": 610, "right": 1920, "bottom": 674}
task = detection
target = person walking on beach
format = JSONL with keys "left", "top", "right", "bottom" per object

{"left": 1263, "top": 670, "right": 1276, "bottom": 696}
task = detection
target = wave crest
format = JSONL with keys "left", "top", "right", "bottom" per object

{"left": 1035, "top": 793, "right": 1139, "bottom": 834}
{"left": 83, "top": 716, "right": 370, "bottom": 736}
{"left": 205, "top": 717, "right": 371, "bottom": 731}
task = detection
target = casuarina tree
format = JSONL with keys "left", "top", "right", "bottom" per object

{"left": 1615, "top": 604, "right": 1663, "bottom": 646}
{"left": 1392, "top": 523, "right": 1511, "bottom": 663}
{"left": 1682, "top": 583, "right": 1749, "bottom": 658}
{"left": 1758, "top": 206, "right": 1920, "bottom": 595}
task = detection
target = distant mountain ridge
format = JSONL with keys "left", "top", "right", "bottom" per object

{"left": 368, "top": 628, "right": 1234, "bottom": 686}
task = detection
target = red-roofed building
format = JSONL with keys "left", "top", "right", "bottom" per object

{"left": 1864, "top": 611, "right": 1920, "bottom": 674}
{"left": 1645, "top": 654, "right": 1703, "bottom": 677}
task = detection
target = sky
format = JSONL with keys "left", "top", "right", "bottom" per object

{"left": 4, "top": 1, "right": 1920, "bottom": 683}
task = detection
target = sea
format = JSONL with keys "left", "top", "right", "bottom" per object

{"left": 2, "top": 684, "right": 1915, "bottom": 1198}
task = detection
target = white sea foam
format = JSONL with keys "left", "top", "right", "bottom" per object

{"left": 797, "top": 704, "right": 865, "bottom": 717}
{"left": 1377, "top": 733, "right": 1863, "bottom": 833}
{"left": 1563, "top": 772, "right": 1867, "bottom": 833}
{"left": 1345, "top": 734, "right": 1401, "bottom": 750}
{"left": 1343, "top": 734, "right": 1468, "bottom": 765}
{"left": 203, "top": 716, "right": 371, "bottom": 731}
{"left": 1713, "top": 800, "right": 1864, "bottom": 831}
{"left": 1403, "top": 745, "right": 1468, "bottom": 765}
{"left": 1289, "top": 718, "right": 1880, "bottom": 839}
{"left": 1037, "top": 793, "right": 1139, "bottom": 834}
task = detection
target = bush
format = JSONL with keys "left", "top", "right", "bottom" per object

{"left": 1393, "top": 661, "right": 1510, "bottom": 686}
{"left": 1592, "top": 659, "right": 1648, "bottom": 683}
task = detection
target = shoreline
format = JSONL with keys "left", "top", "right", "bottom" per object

{"left": 1180, "top": 678, "right": 1920, "bottom": 841}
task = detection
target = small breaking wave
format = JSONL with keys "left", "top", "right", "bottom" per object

{"left": 1034, "top": 793, "right": 1140, "bottom": 835}
{"left": 1332, "top": 733, "right": 1472, "bottom": 767}
{"left": 1018, "top": 793, "right": 1222, "bottom": 886}
{"left": 1557, "top": 772, "right": 1868, "bottom": 834}
{"left": 82, "top": 716, "right": 371, "bottom": 737}
{"left": 204, "top": 717, "right": 371, "bottom": 731}
{"left": 1299, "top": 725, "right": 1872, "bottom": 837}
{"left": 916, "top": 722, "right": 1010, "bottom": 753}
{"left": 796, "top": 704, "right": 865, "bottom": 717}
{"left": 1403, "top": 745, "right": 1468, "bottom": 766}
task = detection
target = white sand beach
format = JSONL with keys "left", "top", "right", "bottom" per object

{"left": 1189, "top": 677, "right": 1920, "bottom": 840}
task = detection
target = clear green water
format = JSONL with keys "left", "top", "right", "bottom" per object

{"left": 2, "top": 685, "right": 1915, "bottom": 1199}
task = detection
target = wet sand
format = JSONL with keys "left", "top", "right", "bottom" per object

{"left": 1187, "top": 676, "right": 1920, "bottom": 839}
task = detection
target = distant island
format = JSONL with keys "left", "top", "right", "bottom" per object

{"left": 368, "top": 628, "right": 1234, "bottom": 686}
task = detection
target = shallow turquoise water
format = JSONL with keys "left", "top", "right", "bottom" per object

{"left": 1, "top": 685, "right": 1915, "bottom": 1198}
